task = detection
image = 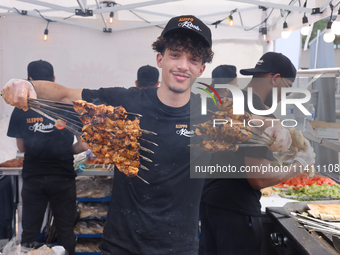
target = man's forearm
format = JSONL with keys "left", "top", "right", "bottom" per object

{"left": 247, "top": 161, "right": 304, "bottom": 190}
{"left": 31, "top": 80, "right": 83, "bottom": 104}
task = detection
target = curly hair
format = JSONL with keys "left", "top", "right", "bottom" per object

{"left": 152, "top": 30, "right": 214, "bottom": 64}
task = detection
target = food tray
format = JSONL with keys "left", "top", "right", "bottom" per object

{"left": 0, "top": 167, "right": 23, "bottom": 171}
{"left": 279, "top": 194, "right": 340, "bottom": 201}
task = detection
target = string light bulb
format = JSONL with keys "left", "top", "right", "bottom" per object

{"left": 281, "top": 21, "right": 291, "bottom": 39}
{"left": 43, "top": 28, "right": 48, "bottom": 41}
{"left": 301, "top": 15, "right": 310, "bottom": 36}
{"left": 109, "top": 11, "right": 114, "bottom": 24}
{"left": 324, "top": 20, "right": 335, "bottom": 43}
{"left": 261, "top": 27, "right": 267, "bottom": 41}
{"left": 332, "top": 8, "right": 340, "bottom": 35}
{"left": 227, "top": 15, "right": 233, "bottom": 26}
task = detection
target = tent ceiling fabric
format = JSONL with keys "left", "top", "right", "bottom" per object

{"left": 0, "top": 0, "right": 332, "bottom": 41}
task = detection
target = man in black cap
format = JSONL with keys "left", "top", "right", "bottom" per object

{"left": 200, "top": 52, "right": 315, "bottom": 255}
{"left": 240, "top": 51, "right": 297, "bottom": 107}
{"left": 27, "top": 60, "right": 55, "bottom": 82}
{"left": 2, "top": 19, "right": 292, "bottom": 255}
{"left": 6, "top": 60, "right": 87, "bottom": 255}
{"left": 135, "top": 65, "right": 160, "bottom": 88}
{"left": 211, "top": 64, "right": 238, "bottom": 97}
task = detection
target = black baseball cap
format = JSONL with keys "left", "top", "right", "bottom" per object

{"left": 27, "top": 60, "right": 54, "bottom": 81}
{"left": 212, "top": 65, "right": 237, "bottom": 86}
{"left": 161, "top": 15, "right": 212, "bottom": 47}
{"left": 137, "top": 65, "right": 159, "bottom": 83}
{"left": 240, "top": 52, "right": 297, "bottom": 82}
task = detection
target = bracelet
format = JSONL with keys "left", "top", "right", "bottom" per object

{"left": 26, "top": 80, "right": 35, "bottom": 90}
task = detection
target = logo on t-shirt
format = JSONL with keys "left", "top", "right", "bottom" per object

{"left": 29, "top": 122, "right": 54, "bottom": 133}
{"left": 176, "top": 125, "right": 195, "bottom": 137}
{"left": 26, "top": 117, "right": 43, "bottom": 123}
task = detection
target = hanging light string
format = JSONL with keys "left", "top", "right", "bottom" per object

{"left": 330, "top": 3, "right": 334, "bottom": 22}
{"left": 12, "top": 7, "right": 27, "bottom": 15}
{"left": 302, "top": 0, "right": 308, "bottom": 20}
{"left": 243, "top": 8, "right": 274, "bottom": 31}
{"left": 34, "top": 9, "right": 56, "bottom": 41}
{"left": 323, "top": 3, "right": 336, "bottom": 43}
{"left": 211, "top": 9, "right": 237, "bottom": 28}
{"left": 108, "top": 1, "right": 164, "bottom": 29}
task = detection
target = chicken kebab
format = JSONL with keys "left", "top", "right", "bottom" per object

{"left": 73, "top": 100, "right": 150, "bottom": 179}
{"left": 192, "top": 97, "right": 268, "bottom": 152}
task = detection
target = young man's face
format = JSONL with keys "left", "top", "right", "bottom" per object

{"left": 156, "top": 48, "right": 205, "bottom": 94}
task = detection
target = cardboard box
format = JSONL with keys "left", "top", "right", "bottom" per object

{"left": 307, "top": 120, "right": 340, "bottom": 139}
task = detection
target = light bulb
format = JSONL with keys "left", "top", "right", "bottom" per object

{"left": 300, "top": 15, "right": 310, "bottom": 36}
{"left": 261, "top": 27, "right": 267, "bottom": 41}
{"left": 43, "top": 29, "right": 48, "bottom": 41}
{"left": 281, "top": 22, "right": 291, "bottom": 39}
{"left": 332, "top": 13, "right": 340, "bottom": 35}
{"left": 324, "top": 21, "right": 335, "bottom": 43}
{"left": 301, "top": 25, "right": 310, "bottom": 36}
{"left": 228, "top": 15, "right": 233, "bottom": 27}
{"left": 109, "top": 11, "right": 114, "bottom": 24}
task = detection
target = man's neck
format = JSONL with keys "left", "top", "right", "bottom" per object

{"left": 245, "top": 79, "right": 270, "bottom": 103}
{"left": 157, "top": 85, "right": 191, "bottom": 108}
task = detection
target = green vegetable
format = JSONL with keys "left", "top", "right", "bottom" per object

{"left": 280, "top": 184, "right": 340, "bottom": 201}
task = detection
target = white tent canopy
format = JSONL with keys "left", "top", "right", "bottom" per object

{"left": 0, "top": 0, "right": 332, "bottom": 41}
{"left": 0, "top": 0, "right": 333, "bottom": 161}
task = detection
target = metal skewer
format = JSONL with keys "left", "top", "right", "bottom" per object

{"left": 27, "top": 98, "right": 74, "bottom": 108}
{"left": 140, "top": 146, "right": 154, "bottom": 154}
{"left": 141, "top": 129, "right": 157, "bottom": 136}
{"left": 253, "top": 126, "right": 275, "bottom": 142}
{"left": 28, "top": 103, "right": 84, "bottom": 128}
{"left": 126, "top": 112, "right": 143, "bottom": 118}
{"left": 30, "top": 107, "right": 83, "bottom": 136}
{"left": 140, "top": 165, "right": 149, "bottom": 171}
{"left": 248, "top": 135, "right": 272, "bottom": 145}
{"left": 140, "top": 155, "right": 152, "bottom": 162}
{"left": 28, "top": 100, "right": 79, "bottom": 116}
{"left": 238, "top": 144, "right": 267, "bottom": 147}
{"left": 137, "top": 175, "right": 150, "bottom": 185}
{"left": 138, "top": 137, "right": 158, "bottom": 147}
{"left": 249, "top": 130, "right": 273, "bottom": 144}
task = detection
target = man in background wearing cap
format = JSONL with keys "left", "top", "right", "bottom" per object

{"left": 135, "top": 65, "right": 160, "bottom": 88}
{"left": 2, "top": 19, "right": 292, "bottom": 254}
{"left": 210, "top": 64, "right": 238, "bottom": 97}
{"left": 199, "top": 52, "right": 315, "bottom": 255}
{"left": 6, "top": 60, "right": 87, "bottom": 255}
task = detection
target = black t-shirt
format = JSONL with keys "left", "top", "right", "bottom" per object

{"left": 82, "top": 87, "right": 212, "bottom": 255}
{"left": 7, "top": 108, "right": 76, "bottom": 179}
{"left": 201, "top": 90, "right": 275, "bottom": 217}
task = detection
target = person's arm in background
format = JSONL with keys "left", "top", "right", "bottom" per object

{"left": 2, "top": 80, "right": 83, "bottom": 110}
{"left": 245, "top": 157, "right": 302, "bottom": 190}
{"left": 245, "top": 139, "right": 315, "bottom": 190}
{"left": 73, "top": 136, "right": 88, "bottom": 154}
{"left": 16, "top": 138, "right": 25, "bottom": 153}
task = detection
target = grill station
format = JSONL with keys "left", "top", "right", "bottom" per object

{"left": 264, "top": 200, "right": 340, "bottom": 255}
